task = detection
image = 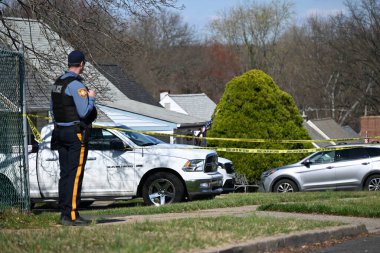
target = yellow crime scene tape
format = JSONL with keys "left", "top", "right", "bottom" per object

{"left": 139, "top": 145, "right": 352, "bottom": 154}
{"left": 26, "top": 115, "right": 42, "bottom": 143}
{"left": 93, "top": 124, "right": 372, "bottom": 144}
{"left": 24, "top": 113, "right": 378, "bottom": 153}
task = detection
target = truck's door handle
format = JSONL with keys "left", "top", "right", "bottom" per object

{"left": 87, "top": 157, "right": 97, "bottom": 160}
{"left": 326, "top": 166, "right": 333, "bottom": 169}
{"left": 45, "top": 158, "right": 58, "bottom": 161}
{"left": 362, "top": 162, "right": 370, "bottom": 165}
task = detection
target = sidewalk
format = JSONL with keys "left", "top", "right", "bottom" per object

{"left": 92, "top": 205, "right": 380, "bottom": 252}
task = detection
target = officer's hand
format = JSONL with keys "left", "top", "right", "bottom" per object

{"left": 88, "top": 89, "right": 96, "bottom": 98}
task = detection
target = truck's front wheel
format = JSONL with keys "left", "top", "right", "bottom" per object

{"left": 142, "top": 172, "right": 184, "bottom": 206}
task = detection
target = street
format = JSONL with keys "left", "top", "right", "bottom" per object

{"left": 312, "top": 233, "right": 380, "bottom": 253}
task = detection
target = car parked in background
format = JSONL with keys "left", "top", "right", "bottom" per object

{"left": 260, "top": 145, "right": 380, "bottom": 193}
{"left": 217, "top": 157, "right": 236, "bottom": 193}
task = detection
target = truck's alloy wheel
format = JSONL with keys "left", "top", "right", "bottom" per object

{"left": 142, "top": 172, "right": 184, "bottom": 206}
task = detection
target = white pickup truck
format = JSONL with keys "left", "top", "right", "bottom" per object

{"left": 1, "top": 122, "right": 224, "bottom": 207}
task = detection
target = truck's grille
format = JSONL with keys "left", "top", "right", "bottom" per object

{"left": 223, "top": 162, "right": 235, "bottom": 174}
{"left": 204, "top": 154, "right": 218, "bottom": 172}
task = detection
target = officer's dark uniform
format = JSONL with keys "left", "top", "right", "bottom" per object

{"left": 50, "top": 56, "right": 97, "bottom": 225}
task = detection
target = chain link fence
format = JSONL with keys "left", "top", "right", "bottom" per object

{"left": 0, "top": 48, "right": 29, "bottom": 211}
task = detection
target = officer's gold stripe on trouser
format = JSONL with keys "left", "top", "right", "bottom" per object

{"left": 71, "top": 133, "right": 85, "bottom": 221}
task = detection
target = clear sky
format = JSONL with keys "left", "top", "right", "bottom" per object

{"left": 175, "top": 0, "right": 349, "bottom": 36}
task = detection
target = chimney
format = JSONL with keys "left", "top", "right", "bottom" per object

{"left": 160, "top": 90, "right": 170, "bottom": 101}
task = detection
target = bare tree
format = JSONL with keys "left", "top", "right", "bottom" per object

{"left": 125, "top": 9, "right": 203, "bottom": 98}
{"left": 276, "top": 0, "right": 380, "bottom": 130}
{"left": 0, "top": 0, "right": 179, "bottom": 63}
{"left": 331, "top": 0, "right": 380, "bottom": 117}
{"left": 0, "top": 0, "right": 179, "bottom": 102}
{"left": 209, "top": 0, "right": 294, "bottom": 73}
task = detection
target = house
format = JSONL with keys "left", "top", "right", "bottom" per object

{"left": 95, "top": 64, "right": 161, "bottom": 107}
{"left": 159, "top": 92, "right": 216, "bottom": 122}
{"left": 0, "top": 17, "right": 207, "bottom": 143}
{"left": 303, "top": 118, "right": 363, "bottom": 148}
{"left": 359, "top": 116, "right": 380, "bottom": 143}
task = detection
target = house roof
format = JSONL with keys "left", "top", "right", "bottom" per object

{"left": 165, "top": 93, "right": 216, "bottom": 121}
{"left": 104, "top": 99, "right": 206, "bottom": 126}
{"left": 310, "top": 119, "right": 359, "bottom": 139}
{"left": 0, "top": 17, "right": 126, "bottom": 102}
{"left": 95, "top": 64, "right": 161, "bottom": 107}
{"left": 0, "top": 17, "right": 205, "bottom": 127}
{"left": 303, "top": 118, "right": 362, "bottom": 147}
{"left": 25, "top": 63, "right": 51, "bottom": 111}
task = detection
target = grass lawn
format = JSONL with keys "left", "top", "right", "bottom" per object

{"left": 0, "top": 215, "right": 340, "bottom": 253}
{"left": 1, "top": 191, "right": 379, "bottom": 229}
{"left": 2, "top": 191, "right": 378, "bottom": 253}
{"left": 258, "top": 194, "right": 380, "bottom": 217}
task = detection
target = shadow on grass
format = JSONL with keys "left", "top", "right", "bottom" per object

{"left": 95, "top": 218, "right": 126, "bottom": 224}
{"left": 32, "top": 199, "right": 145, "bottom": 215}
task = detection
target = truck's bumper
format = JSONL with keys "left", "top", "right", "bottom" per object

{"left": 185, "top": 176, "right": 223, "bottom": 198}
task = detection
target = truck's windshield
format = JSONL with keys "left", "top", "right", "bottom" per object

{"left": 120, "top": 130, "right": 159, "bottom": 146}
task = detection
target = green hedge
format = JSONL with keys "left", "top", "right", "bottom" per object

{"left": 208, "top": 69, "right": 311, "bottom": 181}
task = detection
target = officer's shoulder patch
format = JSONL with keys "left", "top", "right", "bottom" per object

{"left": 77, "top": 88, "right": 88, "bottom": 98}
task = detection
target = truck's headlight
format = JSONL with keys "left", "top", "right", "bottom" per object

{"left": 182, "top": 159, "right": 204, "bottom": 172}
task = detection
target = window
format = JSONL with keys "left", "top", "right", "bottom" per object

{"left": 309, "top": 150, "right": 335, "bottom": 164}
{"left": 367, "top": 148, "right": 380, "bottom": 158}
{"left": 89, "top": 128, "right": 126, "bottom": 150}
{"left": 335, "top": 148, "right": 369, "bottom": 162}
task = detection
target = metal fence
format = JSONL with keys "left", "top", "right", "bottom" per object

{"left": 0, "top": 48, "right": 29, "bottom": 211}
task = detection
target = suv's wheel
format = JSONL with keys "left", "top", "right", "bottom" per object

{"left": 273, "top": 179, "right": 299, "bottom": 193}
{"left": 142, "top": 172, "right": 184, "bottom": 206}
{"left": 364, "top": 174, "right": 380, "bottom": 191}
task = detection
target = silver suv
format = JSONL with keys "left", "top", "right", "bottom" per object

{"left": 260, "top": 145, "right": 380, "bottom": 192}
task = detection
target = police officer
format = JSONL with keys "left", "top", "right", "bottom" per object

{"left": 50, "top": 50, "right": 97, "bottom": 226}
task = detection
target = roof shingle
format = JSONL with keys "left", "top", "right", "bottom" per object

{"left": 165, "top": 93, "right": 216, "bottom": 121}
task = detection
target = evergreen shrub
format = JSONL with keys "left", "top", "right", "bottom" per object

{"left": 207, "top": 69, "right": 312, "bottom": 181}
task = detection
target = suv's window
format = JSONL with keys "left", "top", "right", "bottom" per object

{"left": 367, "top": 147, "right": 380, "bottom": 157}
{"left": 89, "top": 128, "right": 127, "bottom": 150}
{"left": 309, "top": 150, "right": 335, "bottom": 164}
{"left": 335, "top": 148, "right": 369, "bottom": 162}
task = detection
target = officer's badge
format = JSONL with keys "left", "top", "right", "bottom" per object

{"left": 77, "top": 88, "right": 88, "bottom": 98}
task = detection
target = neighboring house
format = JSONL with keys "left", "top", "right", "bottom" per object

{"left": 159, "top": 92, "right": 216, "bottom": 122}
{"left": 303, "top": 118, "right": 362, "bottom": 148}
{"left": 0, "top": 17, "right": 207, "bottom": 143}
{"left": 95, "top": 64, "right": 161, "bottom": 107}
{"left": 360, "top": 116, "right": 380, "bottom": 143}
{"left": 98, "top": 101, "right": 205, "bottom": 143}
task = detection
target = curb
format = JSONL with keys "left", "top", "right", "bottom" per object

{"left": 198, "top": 224, "right": 368, "bottom": 253}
